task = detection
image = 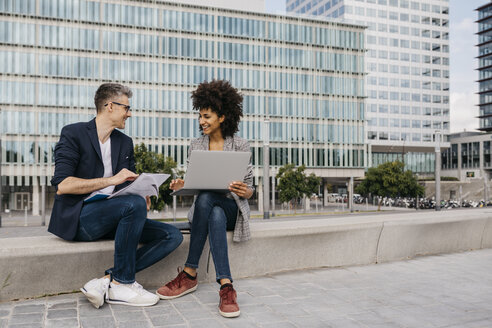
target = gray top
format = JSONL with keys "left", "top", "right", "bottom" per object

{"left": 186, "top": 135, "right": 253, "bottom": 242}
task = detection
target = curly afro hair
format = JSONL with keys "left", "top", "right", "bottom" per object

{"left": 191, "top": 80, "right": 243, "bottom": 138}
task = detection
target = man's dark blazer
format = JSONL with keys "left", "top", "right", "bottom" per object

{"left": 49, "top": 118, "right": 135, "bottom": 241}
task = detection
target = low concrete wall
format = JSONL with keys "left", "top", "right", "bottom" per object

{"left": 2, "top": 209, "right": 492, "bottom": 302}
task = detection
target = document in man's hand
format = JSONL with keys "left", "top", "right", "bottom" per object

{"left": 108, "top": 173, "right": 171, "bottom": 200}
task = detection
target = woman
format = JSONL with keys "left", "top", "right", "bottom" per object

{"left": 156, "top": 80, "right": 253, "bottom": 318}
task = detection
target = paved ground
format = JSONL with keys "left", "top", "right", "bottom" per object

{"left": 1, "top": 249, "right": 492, "bottom": 328}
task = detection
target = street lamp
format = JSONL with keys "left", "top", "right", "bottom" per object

{"left": 263, "top": 118, "right": 270, "bottom": 220}
{"left": 0, "top": 107, "right": 2, "bottom": 228}
{"left": 435, "top": 131, "right": 441, "bottom": 211}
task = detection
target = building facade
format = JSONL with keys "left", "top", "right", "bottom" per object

{"left": 441, "top": 131, "right": 492, "bottom": 181}
{"left": 287, "top": 0, "right": 450, "bottom": 173}
{"left": 0, "top": 0, "right": 365, "bottom": 213}
{"left": 477, "top": 1, "right": 492, "bottom": 131}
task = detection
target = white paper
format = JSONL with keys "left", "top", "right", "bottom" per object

{"left": 108, "top": 173, "right": 171, "bottom": 200}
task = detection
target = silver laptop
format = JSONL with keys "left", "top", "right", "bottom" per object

{"left": 171, "top": 150, "right": 251, "bottom": 196}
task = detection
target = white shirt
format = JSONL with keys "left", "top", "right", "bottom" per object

{"left": 84, "top": 138, "right": 115, "bottom": 200}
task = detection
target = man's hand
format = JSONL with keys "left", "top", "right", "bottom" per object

{"left": 229, "top": 181, "right": 253, "bottom": 199}
{"left": 109, "top": 168, "right": 138, "bottom": 186}
{"left": 170, "top": 179, "right": 185, "bottom": 191}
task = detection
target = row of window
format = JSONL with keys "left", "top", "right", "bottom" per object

{"left": 372, "top": 151, "right": 435, "bottom": 174}
{"left": 1, "top": 109, "right": 363, "bottom": 144}
{"left": 1, "top": 6, "right": 364, "bottom": 48}
{"left": 368, "top": 131, "right": 443, "bottom": 142}
{"left": 367, "top": 90, "right": 449, "bottom": 104}
{"left": 367, "top": 36, "right": 449, "bottom": 49}
{"left": 367, "top": 63, "right": 449, "bottom": 78}
{"left": 367, "top": 77, "right": 449, "bottom": 91}
{"left": 2, "top": 138, "right": 366, "bottom": 168}
{"left": 0, "top": 82, "right": 364, "bottom": 121}
{"left": 289, "top": 0, "right": 448, "bottom": 14}
{"left": 366, "top": 104, "right": 448, "bottom": 116}
{"left": 368, "top": 44, "right": 449, "bottom": 58}
{"left": 367, "top": 118, "right": 448, "bottom": 129}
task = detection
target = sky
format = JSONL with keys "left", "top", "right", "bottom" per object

{"left": 264, "top": 0, "right": 484, "bottom": 133}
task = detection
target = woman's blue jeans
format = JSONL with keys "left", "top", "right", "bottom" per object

{"left": 185, "top": 192, "right": 237, "bottom": 283}
{"left": 74, "top": 195, "right": 183, "bottom": 284}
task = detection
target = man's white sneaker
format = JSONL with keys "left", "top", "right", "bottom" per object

{"left": 80, "top": 277, "right": 110, "bottom": 309}
{"left": 106, "top": 281, "right": 159, "bottom": 307}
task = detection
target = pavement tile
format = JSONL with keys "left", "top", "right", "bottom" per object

{"left": 80, "top": 316, "right": 116, "bottom": 328}
{"left": 112, "top": 309, "right": 146, "bottom": 322}
{"left": 239, "top": 304, "right": 271, "bottom": 314}
{"left": 47, "top": 301, "right": 77, "bottom": 310}
{"left": 188, "top": 318, "right": 225, "bottom": 328}
{"left": 7, "top": 324, "right": 43, "bottom": 328}
{"left": 256, "top": 295, "right": 288, "bottom": 305}
{"left": 149, "top": 314, "right": 186, "bottom": 326}
{"left": 110, "top": 304, "right": 149, "bottom": 312}
{"left": 78, "top": 304, "right": 112, "bottom": 317}
{"left": 175, "top": 307, "right": 215, "bottom": 320}
{"left": 118, "top": 320, "right": 153, "bottom": 328}
{"left": 288, "top": 316, "right": 335, "bottom": 328}
{"left": 0, "top": 311, "right": 9, "bottom": 318}
{"left": 8, "top": 313, "right": 44, "bottom": 325}
{"left": 260, "top": 322, "right": 297, "bottom": 328}
{"left": 267, "top": 303, "right": 310, "bottom": 317}
{"left": 0, "top": 319, "right": 5, "bottom": 328}
{"left": 193, "top": 291, "right": 218, "bottom": 304}
{"left": 144, "top": 306, "right": 177, "bottom": 317}
{"left": 45, "top": 318, "right": 79, "bottom": 328}
{"left": 12, "top": 305, "right": 45, "bottom": 315}
{"left": 46, "top": 309, "right": 77, "bottom": 319}
{"left": 249, "top": 311, "right": 288, "bottom": 325}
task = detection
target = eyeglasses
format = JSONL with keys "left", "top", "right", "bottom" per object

{"left": 105, "top": 101, "right": 131, "bottom": 113}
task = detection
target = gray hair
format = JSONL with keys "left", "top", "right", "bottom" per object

{"left": 94, "top": 83, "right": 133, "bottom": 113}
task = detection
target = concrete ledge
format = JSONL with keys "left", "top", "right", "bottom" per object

{"left": 2, "top": 209, "right": 492, "bottom": 302}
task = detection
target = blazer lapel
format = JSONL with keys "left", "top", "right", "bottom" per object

{"left": 110, "top": 131, "right": 121, "bottom": 174}
{"left": 87, "top": 118, "right": 102, "bottom": 163}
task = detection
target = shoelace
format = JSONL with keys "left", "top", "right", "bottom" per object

{"left": 166, "top": 271, "right": 186, "bottom": 289}
{"left": 166, "top": 267, "right": 186, "bottom": 289}
{"left": 221, "top": 286, "right": 236, "bottom": 305}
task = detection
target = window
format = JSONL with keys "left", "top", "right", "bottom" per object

{"left": 412, "top": 120, "right": 421, "bottom": 128}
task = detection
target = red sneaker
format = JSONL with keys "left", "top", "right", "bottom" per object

{"left": 156, "top": 269, "right": 197, "bottom": 300}
{"left": 219, "top": 284, "right": 240, "bottom": 318}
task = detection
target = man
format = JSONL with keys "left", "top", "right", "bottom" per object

{"left": 49, "top": 83, "right": 183, "bottom": 308}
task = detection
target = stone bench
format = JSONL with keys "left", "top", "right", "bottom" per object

{"left": 2, "top": 209, "right": 492, "bottom": 302}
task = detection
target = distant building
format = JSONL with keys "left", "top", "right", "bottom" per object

{"left": 0, "top": 0, "right": 365, "bottom": 213}
{"left": 441, "top": 131, "right": 492, "bottom": 180}
{"left": 477, "top": 1, "right": 492, "bottom": 131}
{"left": 287, "top": 0, "right": 451, "bottom": 174}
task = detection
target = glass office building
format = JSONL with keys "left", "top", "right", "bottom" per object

{"left": 287, "top": 0, "right": 450, "bottom": 174}
{"left": 0, "top": 0, "right": 365, "bottom": 213}
{"left": 478, "top": 1, "right": 492, "bottom": 131}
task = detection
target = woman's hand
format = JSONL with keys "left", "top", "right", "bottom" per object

{"left": 229, "top": 181, "right": 253, "bottom": 199}
{"left": 170, "top": 179, "right": 185, "bottom": 191}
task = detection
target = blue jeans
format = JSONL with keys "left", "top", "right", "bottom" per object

{"left": 185, "top": 192, "right": 237, "bottom": 283}
{"left": 74, "top": 195, "right": 183, "bottom": 284}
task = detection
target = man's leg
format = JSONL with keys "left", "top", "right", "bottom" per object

{"left": 76, "top": 195, "right": 159, "bottom": 307}
{"left": 76, "top": 195, "right": 147, "bottom": 283}
{"left": 135, "top": 219, "right": 183, "bottom": 273}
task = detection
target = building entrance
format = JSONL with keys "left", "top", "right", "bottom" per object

{"left": 15, "top": 192, "right": 31, "bottom": 210}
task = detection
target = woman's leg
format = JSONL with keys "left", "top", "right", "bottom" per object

{"left": 207, "top": 202, "right": 237, "bottom": 283}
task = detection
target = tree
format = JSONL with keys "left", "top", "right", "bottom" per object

{"left": 276, "top": 164, "right": 321, "bottom": 211}
{"left": 133, "top": 143, "right": 178, "bottom": 211}
{"left": 355, "top": 161, "right": 424, "bottom": 210}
